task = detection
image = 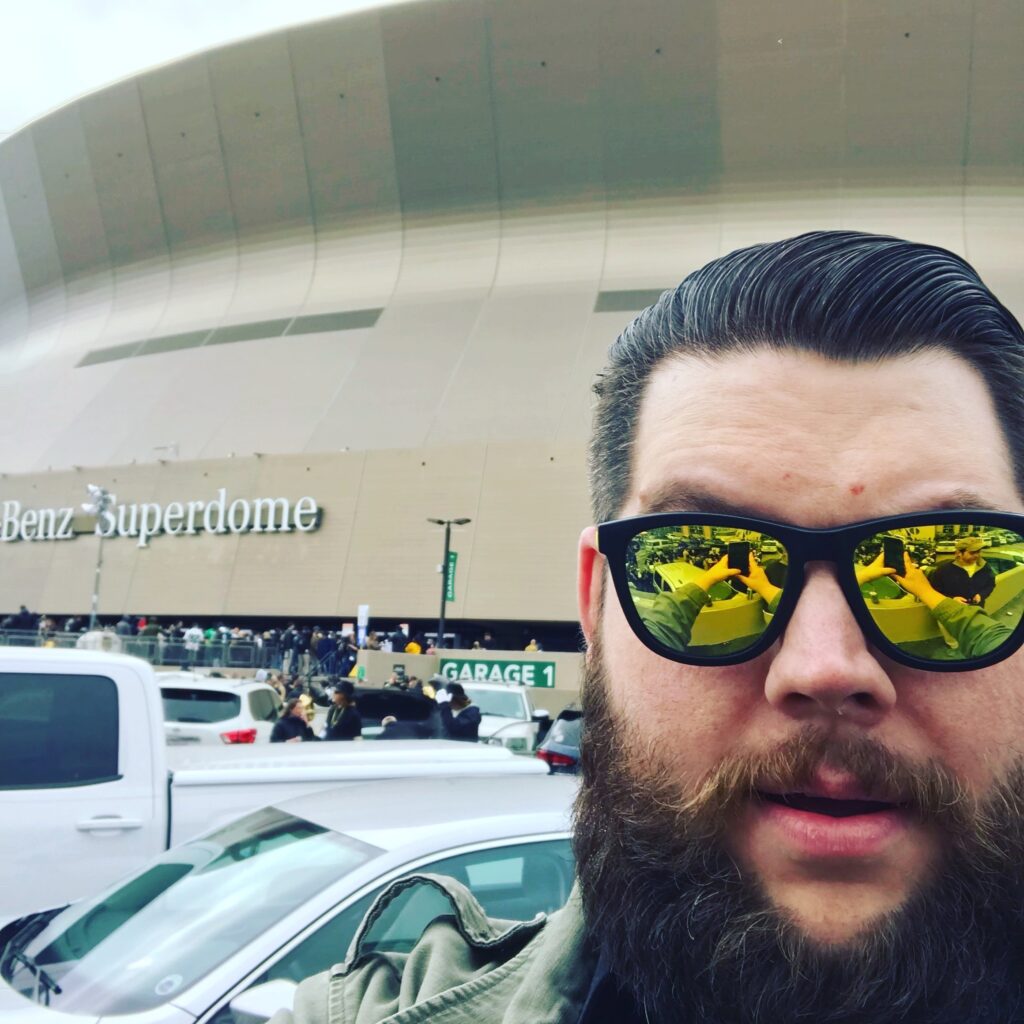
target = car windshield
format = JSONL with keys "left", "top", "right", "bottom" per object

{"left": 162, "top": 687, "right": 240, "bottom": 723}
{"left": 6, "top": 807, "right": 379, "bottom": 1015}
{"left": 463, "top": 687, "right": 527, "bottom": 720}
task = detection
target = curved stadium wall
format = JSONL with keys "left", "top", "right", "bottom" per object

{"left": 0, "top": 0, "right": 1021, "bottom": 623}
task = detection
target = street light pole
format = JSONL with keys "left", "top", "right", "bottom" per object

{"left": 82, "top": 485, "right": 115, "bottom": 631}
{"left": 438, "top": 520, "right": 452, "bottom": 648}
{"left": 428, "top": 517, "right": 471, "bottom": 649}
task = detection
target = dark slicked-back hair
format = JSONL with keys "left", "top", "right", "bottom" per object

{"left": 590, "top": 230, "right": 1024, "bottom": 523}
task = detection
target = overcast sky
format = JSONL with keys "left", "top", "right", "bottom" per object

{"left": 0, "top": 0, "right": 395, "bottom": 138}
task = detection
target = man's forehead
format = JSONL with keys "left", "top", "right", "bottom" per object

{"left": 624, "top": 347, "right": 1020, "bottom": 524}
{"left": 633, "top": 482, "right": 1010, "bottom": 521}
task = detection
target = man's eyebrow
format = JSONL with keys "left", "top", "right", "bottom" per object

{"left": 931, "top": 489, "right": 1012, "bottom": 513}
{"left": 638, "top": 486, "right": 767, "bottom": 518}
{"left": 639, "top": 485, "right": 1013, "bottom": 517}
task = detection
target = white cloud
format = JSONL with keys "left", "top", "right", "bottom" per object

{"left": 0, "top": 0, "right": 397, "bottom": 137}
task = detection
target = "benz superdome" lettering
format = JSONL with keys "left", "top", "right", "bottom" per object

{"left": 0, "top": 489, "right": 321, "bottom": 548}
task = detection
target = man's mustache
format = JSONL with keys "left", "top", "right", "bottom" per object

{"left": 631, "top": 728, "right": 983, "bottom": 844}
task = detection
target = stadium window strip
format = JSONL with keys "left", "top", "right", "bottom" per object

{"left": 593, "top": 289, "right": 669, "bottom": 313}
{"left": 75, "top": 308, "right": 384, "bottom": 367}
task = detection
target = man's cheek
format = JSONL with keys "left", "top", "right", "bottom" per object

{"left": 910, "top": 661, "right": 1024, "bottom": 795}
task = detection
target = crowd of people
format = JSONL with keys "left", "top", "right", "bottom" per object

{"left": 265, "top": 671, "right": 481, "bottom": 744}
{"left": 0, "top": 610, "right": 532, "bottom": 667}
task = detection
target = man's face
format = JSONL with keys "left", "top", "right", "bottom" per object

{"left": 578, "top": 348, "right": 1024, "bottom": 947}
{"left": 958, "top": 547, "right": 981, "bottom": 565}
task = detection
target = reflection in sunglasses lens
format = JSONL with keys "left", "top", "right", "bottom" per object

{"left": 853, "top": 524, "right": 1024, "bottom": 662}
{"left": 625, "top": 525, "right": 788, "bottom": 657}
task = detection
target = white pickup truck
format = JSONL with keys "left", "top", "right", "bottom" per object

{"left": 0, "top": 647, "right": 546, "bottom": 919}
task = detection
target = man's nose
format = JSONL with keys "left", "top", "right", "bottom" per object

{"left": 763, "top": 563, "right": 897, "bottom": 726}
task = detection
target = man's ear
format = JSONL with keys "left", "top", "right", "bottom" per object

{"left": 578, "top": 525, "right": 605, "bottom": 646}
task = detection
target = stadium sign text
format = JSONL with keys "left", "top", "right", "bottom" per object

{"left": 0, "top": 488, "right": 322, "bottom": 548}
{"left": 439, "top": 658, "right": 556, "bottom": 688}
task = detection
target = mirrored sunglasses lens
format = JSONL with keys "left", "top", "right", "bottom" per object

{"left": 624, "top": 525, "right": 788, "bottom": 657}
{"left": 853, "top": 524, "right": 1024, "bottom": 662}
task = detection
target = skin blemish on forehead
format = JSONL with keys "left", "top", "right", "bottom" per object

{"left": 850, "top": 483, "right": 865, "bottom": 496}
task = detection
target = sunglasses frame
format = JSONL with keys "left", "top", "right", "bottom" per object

{"left": 597, "top": 509, "right": 1024, "bottom": 673}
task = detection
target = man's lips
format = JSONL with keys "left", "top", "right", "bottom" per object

{"left": 757, "top": 792, "right": 899, "bottom": 818}
{"left": 750, "top": 770, "right": 910, "bottom": 857}
{"left": 757, "top": 767, "right": 904, "bottom": 811}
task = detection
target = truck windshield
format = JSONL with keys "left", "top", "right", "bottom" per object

{"left": 463, "top": 687, "right": 528, "bottom": 720}
{"left": 4, "top": 807, "right": 379, "bottom": 1015}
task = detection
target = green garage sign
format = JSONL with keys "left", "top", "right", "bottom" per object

{"left": 439, "top": 658, "right": 555, "bottom": 688}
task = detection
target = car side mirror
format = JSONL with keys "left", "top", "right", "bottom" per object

{"left": 228, "top": 979, "right": 298, "bottom": 1024}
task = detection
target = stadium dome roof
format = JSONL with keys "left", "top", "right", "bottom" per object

{"left": 0, "top": 0, "right": 1021, "bottom": 473}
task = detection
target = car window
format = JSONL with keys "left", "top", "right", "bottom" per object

{"left": 267, "top": 690, "right": 283, "bottom": 720}
{"left": 462, "top": 687, "right": 527, "bottom": 720}
{"left": 247, "top": 691, "right": 264, "bottom": 721}
{"left": 162, "top": 688, "right": 241, "bottom": 724}
{"left": 8, "top": 808, "right": 379, "bottom": 1017}
{"left": 248, "top": 690, "right": 277, "bottom": 722}
{"left": 0, "top": 672, "right": 119, "bottom": 788}
{"left": 547, "top": 717, "right": 581, "bottom": 745}
{"left": 215, "top": 836, "right": 575, "bottom": 1023}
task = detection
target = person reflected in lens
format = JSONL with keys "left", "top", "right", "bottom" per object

{"left": 930, "top": 537, "right": 996, "bottom": 608}
{"left": 874, "top": 553, "right": 1012, "bottom": 659}
{"left": 641, "top": 548, "right": 782, "bottom": 652}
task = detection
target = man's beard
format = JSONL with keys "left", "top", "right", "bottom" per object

{"left": 573, "top": 637, "right": 1024, "bottom": 1023}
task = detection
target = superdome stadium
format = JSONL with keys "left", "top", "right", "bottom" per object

{"left": 0, "top": 0, "right": 1021, "bottom": 644}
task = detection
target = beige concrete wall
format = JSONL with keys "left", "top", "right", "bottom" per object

{"left": 194, "top": 651, "right": 584, "bottom": 713}
{"left": 4, "top": 0, "right": 1023, "bottom": 646}
{"left": 356, "top": 648, "right": 582, "bottom": 713}
{"left": 0, "top": 446, "right": 590, "bottom": 622}
{"left": 2, "top": 0, "right": 1023, "bottom": 480}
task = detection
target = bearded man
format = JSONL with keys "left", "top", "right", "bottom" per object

{"left": 275, "top": 230, "right": 1024, "bottom": 1023}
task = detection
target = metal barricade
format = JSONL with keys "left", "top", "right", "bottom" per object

{"left": 0, "top": 629, "right": 265, "bottom": 670}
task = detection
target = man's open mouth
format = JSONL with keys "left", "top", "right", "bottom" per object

{"left": 757, "top": 791, "right": 901, "bottom": 818}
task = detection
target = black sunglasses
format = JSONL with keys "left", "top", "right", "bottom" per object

{"left": 597, "top": 510, "right": 1024, "bottom": 672}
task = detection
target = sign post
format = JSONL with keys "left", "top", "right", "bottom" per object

{"left": 428, "top": 517, "right": 471, "bottom": 649}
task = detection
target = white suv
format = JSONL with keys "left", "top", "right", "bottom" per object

{"left": 460, "top": 681, "right": 549, "bottom": 753}
{"left": 159, "top": 672, "right": 282, "bottom": 745}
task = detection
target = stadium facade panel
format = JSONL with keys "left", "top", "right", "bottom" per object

{"left": 0, "top": 0, "right": 1021, "bottom": 621}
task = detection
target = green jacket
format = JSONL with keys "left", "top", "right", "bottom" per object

{"left": 932, "top": 596, "right": 1013, "bottom": 658}
{"left": 642, "top": 582, "right": 710, "bottom": 649}
{"left": 270, "top": 874, "right": 595, "bottom": 1024}
{"left": 643, "top": 582, "right": 780, "bottom": 651}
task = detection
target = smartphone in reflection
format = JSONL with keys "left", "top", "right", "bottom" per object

{"left": 883, "top": 536, "right": 905, "bottom": 574}
{"left": 727, "top": 541, "right": 751, "bottom": 573}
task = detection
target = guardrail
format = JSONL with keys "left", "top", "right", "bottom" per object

{"left": 0, "top": 630, "right": 281, "bottom": 670}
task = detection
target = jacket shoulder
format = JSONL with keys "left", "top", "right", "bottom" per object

{"left": 271, "top": 874, "right": 593, "bottom": 1024}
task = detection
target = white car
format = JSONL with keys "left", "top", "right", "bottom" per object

{"left": 159, "top": 672, "right": 282, "bottom": 745}
{"left": 461, "top": 682, "right": 549, "bottom": 752}
{"left": 0, "top": 774, "right": 576, "bottom": 1024}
